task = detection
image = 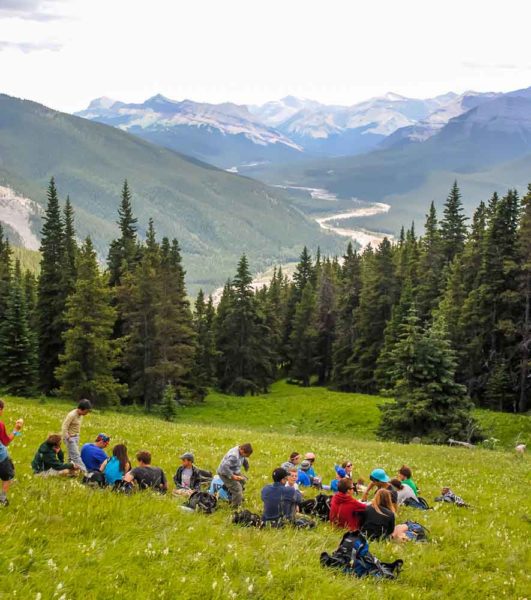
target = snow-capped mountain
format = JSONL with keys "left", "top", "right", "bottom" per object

{"left": 76, "top": 95, "right": 304, "bottom": 169}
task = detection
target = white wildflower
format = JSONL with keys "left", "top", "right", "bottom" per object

{"left": 212, "top": 581, "right": 218, "bottom": 590}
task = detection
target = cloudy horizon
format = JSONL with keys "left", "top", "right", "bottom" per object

{"left": 1, "top": 0, "right": 530, "bottom": 113}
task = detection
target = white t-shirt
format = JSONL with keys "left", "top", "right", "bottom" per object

{"left": 397, "top": 484, "right": 417, "bottom": 504}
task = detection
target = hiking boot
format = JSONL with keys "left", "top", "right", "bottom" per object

{"left": 0, "top": 496, "right": 9, "bottom": 507}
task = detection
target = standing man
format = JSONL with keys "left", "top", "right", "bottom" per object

{"left": 0, "top": 399, "right": 23, "bottom": 507}
{"left": 61, "top": 399, "right": 92, "bottom": 472}
{"left": 217, "top": 442, "right": 253, "bottom": 508}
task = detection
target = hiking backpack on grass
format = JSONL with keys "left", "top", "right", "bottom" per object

{"left": 404, "top": 496, "right": 431, "bottom": 510}
{"left": 300, "top": 493, "right": 331, "bottom": 521}
{"left": 320, "top": 530, "right": 403, "bottom": 579}
{"left": 404, "top": 520, "right": 429, "bottom": 542}
{"left": 186, "top": 491, "right": 217, "bottom": 514}
{"left": 232, "top": 510, "right": 262, "bottom": 528}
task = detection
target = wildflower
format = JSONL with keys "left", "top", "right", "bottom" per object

{"left": 56, "top": 582, "right": 64, "bottom": 590}
{"left": 35, "top": 594, "right": 42, "bottom": 600}
{"left": 212, "top": 581, "right": 218, "bottom": 590}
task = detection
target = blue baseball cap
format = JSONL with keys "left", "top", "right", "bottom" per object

{"left": 96, "top": 433, "right": 110, "bottom": 443}
{"left": 335, "top": 465, "right": 347, "bottom": 478}
{"left": 370, "top": 468, "right": 390, "bottom": 483}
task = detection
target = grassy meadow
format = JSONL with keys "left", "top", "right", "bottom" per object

{"left": 0, "top": 382, "right": 529, "bottom": 599}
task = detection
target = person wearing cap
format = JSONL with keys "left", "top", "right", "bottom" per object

{"left": 330, "top": 466, "right": 347, "bottom": 493}
{"left": 296, "top": 460, "right": 313, "bottom": 487}
{"left": 80, "top": 433, "right": 110, "bottom": 473}
{"left": 261, "top": 467, "right": 302, "bottom": 525}
{"left": 61, "top": 399, "right": 92, "bottom": 472}
{"left": 304, "top": 452, "right": 317, "bottom": 478}
{"left": 217, "top": 443, "right": 253, "bottom": 508}
{"left": 280, "top": 452, "right": 301, "bottom": 471}
{"left": 173, "top": 452, "right": 202, "bottom": 496}
{"left": 361, "top": 468, "right": 398, "bottom": 506}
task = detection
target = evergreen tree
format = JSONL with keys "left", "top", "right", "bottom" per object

{"left": 61, "top": 196, "right": 78, "bottom": 297}
{"left": 314, "top": 260, "right": 337, "bottom": 385}
{"left": 149, "top": 238, "right": 197, "bottom": 403}
{"left": 216, "top": 255, "right": 273, "bottom": 395}
{"left": 0, "top": 224, "right": 12, "bottom": 322}
{"left": 56, "top": 238, "right": 126, "bottom": 406}
{"left": 440, "top": 181, "right": 468, "bottom": 265}
{"left": 160, "top": 383, "right": 178, "bottom": 421}
{"left": 460, "top": 201, "right": 487, "bottom": 293}
{"left": 0, "top": 260, "right": 37, "bottom": 394}
{"left": 288, "top": 282, "right": 318, "bottom": 386}
{"left": 416, "top": 202, "right": 444, "bottom": 321}
{"left": 192, "top": 290, "right": 218, "bottom": 395}
{"left": 332, "top": 243, "right": 362, "bottom": 389}
{"left": 107, "top": 180, "right": 139, "bottom": 287}
{"left": 378, "top": 307, "right": 478, "bottom": 444}
{"left": 517, "top": 185, "right": 531, "bottom": 412}
{"left": 118, "top": 219, "right": 160, "bottom": 409}
{"left": 345, "top": 238, "right": 397, "bottom": 392}
{"left": 37, "top": 177, "right": 66, "bottom": 394}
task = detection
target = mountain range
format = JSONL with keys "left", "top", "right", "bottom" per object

{"left": 76, "top": 90, "right": 501, "bottom": 169}
{"left": 0, "top": 94, "right": 342, "bottom": 293}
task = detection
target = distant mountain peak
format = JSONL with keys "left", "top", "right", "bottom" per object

{"left": 87, "top": 96, "right": 117, "bottom": 110}
{"left": 382, "top": 92, "right": 408, "bottom": 101}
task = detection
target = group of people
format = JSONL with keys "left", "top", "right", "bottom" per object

{"left": 1, "top": 398, "right": 423, "bottom": 544}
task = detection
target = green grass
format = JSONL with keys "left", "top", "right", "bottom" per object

{"left": 0, "top": 385, "right": 529, "bottom": 599}
{"left": 181, "top": 381, "right": 530, "bottom": 450}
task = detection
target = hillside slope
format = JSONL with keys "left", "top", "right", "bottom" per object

{"left": 0, "top": 94, "right": 341, "bottom": 291}
{"left": 0, "top": 389, "right": 529, "bottom": 599}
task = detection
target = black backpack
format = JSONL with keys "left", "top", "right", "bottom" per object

{"left": 320, "top": 530, "right": 403, "bottom": 579}
{"left": 82, "top": 470, "right": 106, "bottom": 488}
{"left": 233, "top": 510, "right": 262, "bottom": 528}
{"left": 404, "top": 496, "right": 431, "bottom": 510}
{"left": 300, "top": 493, "right": 331, "bottom": 521}
{"left": 186, "top": 491, "right": 218, "bottom": 514}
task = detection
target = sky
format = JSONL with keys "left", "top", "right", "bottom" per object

{"left": 1, "top": 0, "right": 531, "bottom": 113}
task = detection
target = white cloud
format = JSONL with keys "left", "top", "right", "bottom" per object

{"left": 0, "top": 0, "right": 530, "bottom": 112}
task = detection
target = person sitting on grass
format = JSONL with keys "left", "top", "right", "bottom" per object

{"left": 285, "top": 467, "right": 302, "bottom": 493}
{"left": 329, "top": 477, "right": 367, "bottom": 530}
{"left": 101, "top": 444, "right": 131, "bottom": 486}
{"left": 81, "top": 433, "right": 110, "bottom": 473}
{"left": 296, "top": 460, "right": 314, "bottom": 487}
{"left": 361, "top": 468, "right": 398, "bottom": 506}
{"left": 360, "top": 489, "right": 408, "bottom": 541}
{"left": 341, "top": 460, "right": 354, "bottom": 479}
{"left": 397, "top": 465, "right": 419, "bottom": 496}
{"left": 390, "top": 478, "right": 417, "bottom": 505}
{"left": 31, "top": 434, "right": 79, "bottom": 477}
{"left": 0, "top": 399, "right": 23, "bottom": 507}
{"left": 281, "top": 452, "right": 301, "bottom": 471}
{"left": 330, "top": 466, "right": 347, "bottom": 492}
{"left": 261, "top": 467, "right": 302, "bottom": 526}
{"left": 173, "top": 452, "right": 202, "bottom": 496}
{"left": 123, "top": 451, "right": 168, "bottom": 493}
{"left": 217, "top": 443, "right": 253, "bottom": 509}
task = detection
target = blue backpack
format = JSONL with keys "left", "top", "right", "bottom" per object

{"left": 320, "top": 531, "right": 403, "bottom": 579}
{"left": 404, "top": 520, "right": 429, "bottom": 542}
{"left": 404, "top": 496, "right": 431, "bottom": 510}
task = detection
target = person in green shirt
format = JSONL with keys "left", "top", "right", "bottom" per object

{"left": 397, "top": 465, "right": 419, "bottom": 495}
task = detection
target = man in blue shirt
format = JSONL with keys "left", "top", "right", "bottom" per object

{"left": 261, "top": 467, "right": 302, "bottom": 525}
{"left": 80, "top": 434, "right": 110, "bottom": 472}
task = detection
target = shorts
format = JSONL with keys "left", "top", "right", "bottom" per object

{"left": 0, "top": 457, "right": 15, "bottom": 481}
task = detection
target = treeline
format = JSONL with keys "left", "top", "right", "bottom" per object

{"left": 0, "top": 179, "right": 529, "bottom": 432}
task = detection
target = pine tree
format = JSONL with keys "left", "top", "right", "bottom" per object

{"left": 344, "top": 238, "right": 397, "bottom": 392}
{"left": 332, "top": 243, "right": 362, "bottom": 389}
{"left": 160, "top": 383, "right": 178, "bottom": 421}
{"left": 107, "top": 180, "right": 139, "bottom": 287}
{"left": 288, "top": 282, "right": 318, "bottom": 386}
{"left": 61, "top": 196, "right": 78, "bottom": 297}
{"left": 37, "top": 177, "right": 67, "bottom": 394}
{"left": 149, "top": 238, "right": 197, "bottom": 403}
{"left": 56, "top": 238, "right": 126, "bottom": 405}
{"left": 0, "top": 224, "right": 12, "bottom": 322}
{"left": 216, "top": 255, "right": 273, "bottom": 395}
{"left": 517, "top": 184, "right": 531, "bottom": 412}
{"left": 192, "top": 290, "right": 218, "bottom": 395}
{"left": 0, "top": 260, "right": 37, "bottom": 394}
{"left": 416, "top": 202, "right": 444, "bottom": 321}
{"left": 440, "top": 181, "right": 468, "bottom": 265}
{"left": 378, "top": 307, "right": 478, "bottom": 444}
{"left": 314, "top": 260, "right": 337, "bottom": 385}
